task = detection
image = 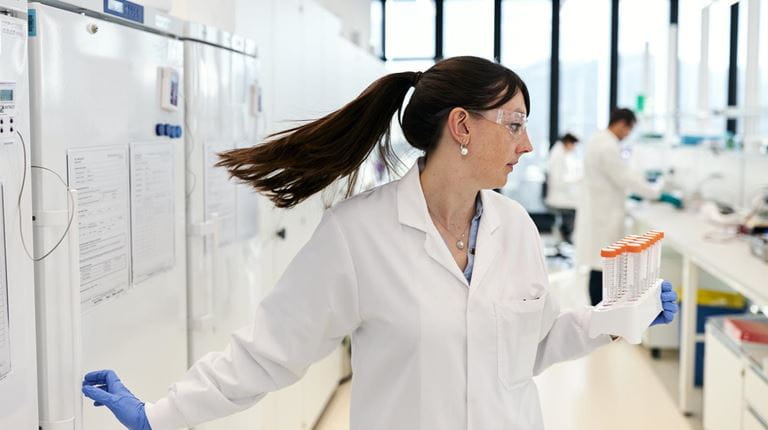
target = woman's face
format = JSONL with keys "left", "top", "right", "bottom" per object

{"left": 466, "top": 91, "right": 533, "bottom": 189}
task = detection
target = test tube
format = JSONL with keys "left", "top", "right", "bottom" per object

{"left": 648, "top": 233, "right": 659, "bottom": 288}
{"left": 611, "top": 244, "right": 627, "bottom": 302}
{"left": 637, "top": 238, "right": 651, "bottom": 294}
{"left": 655, "top": 231, "right": 665, "bottom": 282}
{"left": 626, "top": 242, "right": 643, "bottom": 301}
{"left": 643, "top": 232, "right": 659, "bottom": 284}
{"left": 645, "top": 231, "right": 663, "bottom": 283}
{"left": 628, "top": 240, "right": 646, "bottom": 295}
{"left": 600, "top": 247, "right": 618, "bottom": 305}
{"left": 614, "top": 240, "right": 632, "bottom": 301}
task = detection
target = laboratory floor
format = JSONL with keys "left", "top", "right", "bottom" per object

{"left": 314, "top": 265, "right": 704, "bottom": 430}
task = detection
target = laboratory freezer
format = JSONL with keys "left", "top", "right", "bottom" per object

{"left": 0, "top": 1, "right": 39, "bottom": 428}
{"left": 28, "top": 1, "right": 188, "bottom": 428}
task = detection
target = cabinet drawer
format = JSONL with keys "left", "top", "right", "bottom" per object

{"left": 745, "top": 366, "right": 768, "bottom": 423}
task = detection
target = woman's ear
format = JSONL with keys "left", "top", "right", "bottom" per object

{"left": 446, "top": 107, "right": 472, "bottom": 146}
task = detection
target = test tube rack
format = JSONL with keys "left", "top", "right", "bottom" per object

{"left": 588, "top": 279, "right": 663, "bottom": 344}
{"left": 588, "top": 231, "right": 665, "bottom": 344}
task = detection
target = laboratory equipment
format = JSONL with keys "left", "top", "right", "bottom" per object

{"left": 749, "top": 234, "right": 768, "bottom": 263}
{"left": 589, "top": 231, "right": 666, "bottom": 344}
{"left": 0, "top": 1, "right": 38, "bottom": 428}
{"left": 600, "top": 247, "right": 618, "bottom": 304}
{"left": 182, "top": 22, "right": 265, "bottom": 430}
{"left": 28, "top": 1, "right": 188, "bottom": 428}
{"left": 659, "top": 192, "right": 684, "bottom": 208}
{"left": 742, "top": 190, "right": 768, "bottom": 235}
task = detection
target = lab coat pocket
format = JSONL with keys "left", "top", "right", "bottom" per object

{"left": 494, "top": 294, "right": 547, "bottom": 390}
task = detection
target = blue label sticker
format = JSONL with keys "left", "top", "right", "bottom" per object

{"left": 28, "top": 9, "right": 37, "bottom": 37}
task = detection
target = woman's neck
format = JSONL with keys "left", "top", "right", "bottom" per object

{"left": 420, "top": 157, "right": 479, "bottom": 227}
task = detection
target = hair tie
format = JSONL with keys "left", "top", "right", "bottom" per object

{"left": 413, "top": 71, "right": 423, "bottom": 87}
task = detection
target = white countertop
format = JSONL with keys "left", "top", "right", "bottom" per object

{"left": 631, "top": 203, "right": 768, "bottom": 306}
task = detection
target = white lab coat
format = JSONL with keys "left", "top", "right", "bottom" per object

{"left": 574, "top": 130, "right": 660, "bottom": 270}
{"left": 145, "top": 161, "right": 611, "bottom": 430}
{"left": 545, "top": 142, "right": 583, "bottom": 209}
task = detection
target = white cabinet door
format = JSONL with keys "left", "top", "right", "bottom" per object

{"left": 703, "top": 329, "right": 743, "bottom": 430}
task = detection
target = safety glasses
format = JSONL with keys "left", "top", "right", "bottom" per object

{"left": 470, "top": 109, "right": 528, "bottom": 138}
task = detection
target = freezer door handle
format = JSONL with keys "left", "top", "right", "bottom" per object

{"left": 187, "top": 219, "right": 217, "bottom": 237}
{"left": 187, "top": 219, "right": 220, "bottom": 330}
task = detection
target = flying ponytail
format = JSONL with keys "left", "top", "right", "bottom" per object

{"left": 217, "top": 56, "right": 530, "bottom": 209}
{"left": 217, "top": 71, "right": 418, "bottom": 208}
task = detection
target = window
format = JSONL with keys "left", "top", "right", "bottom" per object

{"left": 443, "top": 0, "right": 495, "bottom": 60}
{"left": 385, "top": 59, "right": 435, "bottom": 74}
{"left": 499, "top": 0, "right": 551, "bottom": 213}
{"left": 617, "top": 0, "right": 669, "bottom": 134}
{"left": 385, "top": 0, "right": 436, "bottom": 59}
{"left": 559, "top": 0, "right": 611, "bottom": 142}
{"left": 370, "top": 0, "right": 384, "bottom": 58}
{"left": 501, "top": 0, "right": 551, "bottom": 147}
{"left": 678, "top": 0, "right": 703, "bottom": 135}
{"left": 761, "top": 0, "right": 768, "bottom": 137}
{"left": 708, "top": 1, "right": 732, "bottom": 125}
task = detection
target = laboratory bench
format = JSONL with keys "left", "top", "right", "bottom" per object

{"left": 630, "top": 202, "right": 768, "bottom": 417}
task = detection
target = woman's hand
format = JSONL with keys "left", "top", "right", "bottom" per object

{"left": 650, "top": 281, "right": 679, "bottom": 326}
{"left": 82, "top": 370, "right": 151, "bottom": 430}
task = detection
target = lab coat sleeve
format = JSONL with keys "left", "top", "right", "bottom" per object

{"left": 532, "top": 299, "right": 612, "bottom": 376}
{"left": 144, "top": 210, "right": 362, "bottom": 430}
{"left": 599, "top": 143, "right": 660, "bottom": 200}
{"left": 531, "top": 225, "right": 611, "bottom": 376}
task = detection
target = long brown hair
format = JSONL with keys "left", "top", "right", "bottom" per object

{"left": 217, "top": 56, "right": 530, "bottom": 208}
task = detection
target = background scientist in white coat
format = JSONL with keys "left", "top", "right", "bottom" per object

{"left": 575, "top": 108, "right": 682, "bottom": 306}
{"left": 82, "top": 57, "right": 679, "bottom": 430}
{"left": 545, "top": 132, "right": 581, "bottom": 244}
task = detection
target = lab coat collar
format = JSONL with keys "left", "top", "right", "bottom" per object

{"left": 468, "top": 192, "right": 502, "bottom": 290}
{"left": 396, "top": 159, "right": 501, "bottom": 288}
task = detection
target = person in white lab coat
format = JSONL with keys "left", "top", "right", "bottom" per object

{"left": 544, "top": 133, "right": 581, "bottom": 244}
{"left": 574, "top": 108, "right": 681, "bottom": 306}
{"left": 82, "top": 58, "right": 678, "bottom": 430}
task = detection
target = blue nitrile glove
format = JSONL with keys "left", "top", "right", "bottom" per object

{"left": 659, "top": 193, "right": 683, "bottom": 209}
{"left": 651, "top": 281, "right": 679, "bottom": 326}
{"left": 82, "top": 370, "right": 151, "bottom": 430}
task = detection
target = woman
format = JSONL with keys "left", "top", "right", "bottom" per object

{"left": 82, "top": 56, "right": 678, "bottom": 430}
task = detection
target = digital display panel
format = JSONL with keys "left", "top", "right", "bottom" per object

{"left": 107, "top": 0, "right": 124, "bottom": 13}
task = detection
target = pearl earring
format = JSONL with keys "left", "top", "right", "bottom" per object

{"left": 460, "top": 144, "right": 469, "bottom": 156}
